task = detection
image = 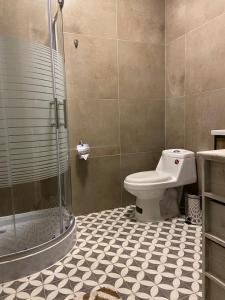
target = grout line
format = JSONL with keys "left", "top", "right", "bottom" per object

{"left": 164, "top": 87, "right": 225, "bottom": 99}
{"left": 164, "top": 0, "right": 167, "bottom": 149}
{"left": 69, "top": 149, "right": 163, "bottom": 159}
{"left": 165, "top": 11, "right": 225, "bottom": 46}
{"left": 186, "top": 86, "right": 225, "bottom": 97}
{"left": 165, "top": 96, "right": 186, "bottom": 101}
{"left": 67, "top": 98, "right": 119, "bottom": 102}
{"left": 165, "top": 33, "right": 186, "bottom": 46}
{"left": 66, "top": 96, "right": 165, "bottom": 102}
{"left": 63, "top": 31, "right": 165, "bottom": 47}
{"left": 184, "top": 30, "right": 187, "bottom": 149}
{"left": 116, "top": 0, "right": 123, "bottom": 207}
{"left": 120, "top": 150, "right": 163, "bottom": 155}
{"left": 69, "top": 151, "right": 163, "bottom": 161}
{"left": 70, "top": 153, "right": 121, "bottom": 159}
{"left": 186, "top": 10, "right": 225, "bottom": 35}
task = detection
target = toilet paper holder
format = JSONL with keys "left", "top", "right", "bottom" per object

{"left": 76, "top": 141, "right": 90, "bottom": 160}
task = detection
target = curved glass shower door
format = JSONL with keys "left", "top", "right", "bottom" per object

{"left": 0, "top": 0, "right": 72, "bottom": 256}
{"left": 50, "top": 0, "right": 73, "bottom": 233}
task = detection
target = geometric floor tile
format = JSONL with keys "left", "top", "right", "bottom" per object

{"left": 0, "top": 206, "right": 202, "bottom": 299}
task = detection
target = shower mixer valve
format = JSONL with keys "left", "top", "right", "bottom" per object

{"left": 76, "top": 141, "right": 90, "bottom": 160}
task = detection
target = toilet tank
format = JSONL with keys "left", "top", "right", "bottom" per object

{"left": 156, "top": 149, "right": 197, "bottom": 185}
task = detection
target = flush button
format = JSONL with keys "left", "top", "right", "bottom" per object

{"left": 175, "top": 159, "right": 179, "bottom": 164}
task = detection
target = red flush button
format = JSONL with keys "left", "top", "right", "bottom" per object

{"left": 175, "top": 159, "right": 179, "bottom": 165}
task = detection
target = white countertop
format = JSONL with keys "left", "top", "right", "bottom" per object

{"left": 211, "top": 130, "right": 225, "bottom": 136}
{"left": 197, "top": 149, "right": 225, "bottom": 161}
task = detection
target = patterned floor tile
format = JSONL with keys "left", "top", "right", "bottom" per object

{"left": 16, "top": 285, "right": 46, "bottom": 300}
{"left": 0, "top": 272, "right": 43, "bottom": 300}
{"left": 43, "top": 278, "right": 74, "bottom": 300}
{"left": 41, "top": 262, "right": 68, "bottom": 285}
{"left": 0, "top": 206, "right": 202, "bottom": 300}
{"left": 0, "top": 294, "right": 17, "bottom": 300}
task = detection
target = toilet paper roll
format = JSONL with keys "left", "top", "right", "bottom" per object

{"left": 81, "top": 154, "right": 89, "bottom": 160}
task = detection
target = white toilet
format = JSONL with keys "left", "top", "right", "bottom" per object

{"left": 124, "top": 149, "right": 197, "bottom": 222}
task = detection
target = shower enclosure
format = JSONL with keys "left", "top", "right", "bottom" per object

{"left": 0, "top": 0, "right": 75, "bottom": 282}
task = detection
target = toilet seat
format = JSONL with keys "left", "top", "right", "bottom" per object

{"left": 125, "top": 171, "right": 172, "bottom": 184}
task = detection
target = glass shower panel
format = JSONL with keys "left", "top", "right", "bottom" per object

{"left": 51, "top": 0, "right": 72, "bottom": 231}
{"left": 0, "top": 0, "right": 71, "bottom": 254}
{"left": 0, "top": 160, "right": 16, "bottom": 255}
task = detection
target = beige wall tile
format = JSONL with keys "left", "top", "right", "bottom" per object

{"left": 117, "top": 0, "right": 165, "bottom": 44}
{"left": 186, "top": 0, "right": 225, "bottom": 32}
{"left": 166, "top": 97, "right": 185, "bottom": 149}
{"left": 166, "top": 36, "right": 185, "bottom": 98}
{"left": 63, "top": 0, "right": 117, "bottom": 38}
{"left": 166, "top": 0, "right": 186, "bottom": 43}
{"left": 63, "top": 0, "right": 165, "bottom": 214}
{"left": 8, "top": 178, "right": 59, "bottom": 215}
{"left": 68, "top": 99, "right": 120, "bottom": 154}
{"left": 120, "top": 99, "right": 165, "bottom": 153}
{"left": 64, "top": 33, "right": 118, "bottom": 99}
{"left": 71, "top": 155, "right": 121, "bottom": 215}
{"left": 0, "top": 0, "right": 3, "bottom": 35}
{"left": 185, "top": 89, "right": 225, "bottom": 152}
{"left": 166, "top": 0, "right": 225, "bottom": 159}
{"left": 186, "top": 14, "right": 225, "bottom": 95}
{"left": 119, "top": 40, "right": 165, "bottom": 99}
{"left": 2, "top": 0, "right": 49, "bottom": 45}
{"left": 0, "top": 188, "right": 13, "bottom": 217}
{"left": 121, "top": 151, "right": 161, "bottom": 180}
{"left": 0, "top": 0, "right": 167, "bottom": 218}
{"left": 121, "top": 190, "right": 136, "bottom": 207}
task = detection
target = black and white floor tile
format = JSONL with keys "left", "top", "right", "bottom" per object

{"left": 0, "top": 206, "right": 202, "bottom": 300}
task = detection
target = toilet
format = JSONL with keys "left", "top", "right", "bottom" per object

{"left": 124, "top": 149, "right": 197, "bottom": 222}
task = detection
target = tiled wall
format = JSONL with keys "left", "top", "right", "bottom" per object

{"left": 63, "top": 0, "right": 165, "bottom": 215}
{"left": 0, "top": 0, "right": 49, "bottom": 45}
{"left": 165, "top": 0, "right": 225, "bottom": 152}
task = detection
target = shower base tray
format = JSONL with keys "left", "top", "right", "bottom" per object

{"left": 0, "top": 212, "right": 76, "bottom": 283}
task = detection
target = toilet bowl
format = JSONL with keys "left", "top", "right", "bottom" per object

{"left": 124, "top": 149, "right": 197, "bottom": 222}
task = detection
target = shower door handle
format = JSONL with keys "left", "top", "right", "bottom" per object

{"left": 50, "top": 97, "right": 60, "bottom": 129}
{"left": 63, "top": 99, "right": 67, "bottom": 129}
{"left": 50, "top": 99, "right": 67, "bottom": 129}
{"left": 58, "top": 99, "right": 67, "bottom": 129}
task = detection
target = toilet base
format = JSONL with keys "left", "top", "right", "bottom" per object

{"left": 135, "top": 187, "right": 182, "bottom": 222}
{"left": 135, "top": 189, "right": 165, "bottom": 222}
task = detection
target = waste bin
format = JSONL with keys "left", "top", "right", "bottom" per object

{"left": 185, "top": 193, "right": 202, "bottom": 225}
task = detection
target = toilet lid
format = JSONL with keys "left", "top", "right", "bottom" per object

{"left": 125, "top": 171, "right": 171, "bottom": 184}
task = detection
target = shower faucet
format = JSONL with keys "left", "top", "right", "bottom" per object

{"left": 76, "top": 141, "right": 90, "bottom": 160}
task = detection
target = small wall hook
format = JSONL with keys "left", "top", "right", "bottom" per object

{"left": 74, "top": 39, "right": 79, "bottom": 49}
{"left": 58, "top": 0, "right": 64, "bottom": 9}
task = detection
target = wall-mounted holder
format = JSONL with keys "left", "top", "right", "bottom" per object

{"left": 74, "top": 39, "right": 79, "bottom": 49}
{"left": 76, "top": 141, "right": 90, "bottom": 160}
{"left": 58, "top": 0, "right": 64, "bottom": 9}
{"left": 211, "top": 130, "right": 225, "bottom": 150}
